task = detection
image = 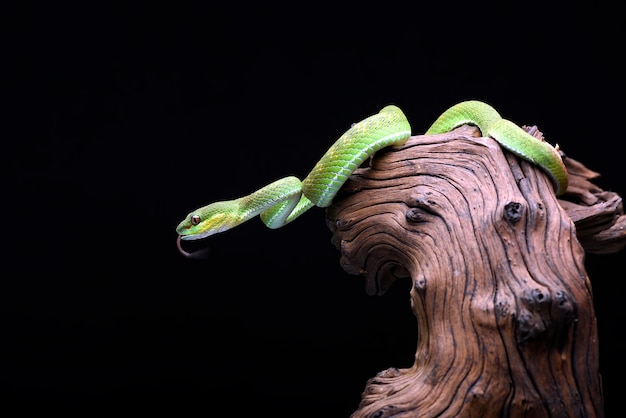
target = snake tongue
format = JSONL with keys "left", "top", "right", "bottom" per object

{"left": 176, "top": 235, "right": 212, "bottom": 259}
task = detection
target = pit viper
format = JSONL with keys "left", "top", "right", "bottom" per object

{"left": 176, "top": 100, "right": 567, "bottom": 256}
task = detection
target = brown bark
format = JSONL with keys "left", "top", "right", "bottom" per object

{"left": 326, "top": 125, "right": 624, "bottom": 417}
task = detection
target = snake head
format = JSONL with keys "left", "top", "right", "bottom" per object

{"left": 176, "top": 201, "right": 240, "bottom": 240}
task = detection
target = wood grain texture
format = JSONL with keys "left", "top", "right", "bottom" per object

{"left": 326, "top": 125, "right": 618, "bottom": 417}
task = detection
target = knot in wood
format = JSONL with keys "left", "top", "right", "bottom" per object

{"left": 371, "top": 405, "right": 398, "bottom": 418}
{"left": 526, "top": 288, "right": 550, "bottom": 306}
{"left": 516, "top": 309, "right": 547, "bottom": 343}
{"left": 334, "top": 216, "right": 354, "bottom": 231}
{"left": 504, "top": 201, "right": 523, "bottom": 224}
{"left": 554, "top": 289, "right": 575, "bottom": 322}
{"left": 413, "top": 273, "right": 427, "bottom": 291}
{"left": 405, "top": 208, "right": 429, "bottom": 223}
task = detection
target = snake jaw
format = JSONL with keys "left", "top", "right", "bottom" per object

{"left": 176, "top": 209, "right": 241, "bottom": 241}
{"left": 175, "top": 213, "right": 233, "bottom": 257}
{"left": 175, "top": 213, "right": 237, "bottom": 258}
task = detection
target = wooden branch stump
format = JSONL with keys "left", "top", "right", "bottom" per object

{"left": 326, "top": 125, "right": 616, "bottom": 418}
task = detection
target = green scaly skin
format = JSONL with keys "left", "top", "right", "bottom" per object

{"left": 426, "top": 100, "right": 568, "bottom": 195}
{"left": 176, "top": 105, "right": 411, "bottom": 242}
{"left": 176, "top": 101, "right": 568, "bottom": 253}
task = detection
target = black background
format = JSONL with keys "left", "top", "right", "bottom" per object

{"left": 6, "top": 3, "right": 624, "bottom": 416}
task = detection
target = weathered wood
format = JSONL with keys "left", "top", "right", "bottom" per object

{"left": 326, "top": 125, "right": 622, "bottom": 417}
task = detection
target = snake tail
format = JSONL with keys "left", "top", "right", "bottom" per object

{"left": 486, "top": 118, "right": 568, "bottom": 195}
{"left": 426, "top": 100, "right": 567, "bottom": 195}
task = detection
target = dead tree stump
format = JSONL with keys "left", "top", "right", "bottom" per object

{"left": 326, "top": 125, "right": 624, "bottom": 417}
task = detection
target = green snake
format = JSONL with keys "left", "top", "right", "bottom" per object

{"left": 176, "top": 100, "right": 568, "bottom": 257}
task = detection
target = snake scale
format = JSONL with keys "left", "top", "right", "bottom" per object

{"left": 176, "top": 100, "right": 567, "bottom": 256}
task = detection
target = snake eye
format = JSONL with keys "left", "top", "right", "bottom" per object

{"left": 191, "top": 214, "right": 201, "bottom": 225}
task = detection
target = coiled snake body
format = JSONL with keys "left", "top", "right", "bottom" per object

{"left": 176, "top": 100, "right": 567, "bottom": 256}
